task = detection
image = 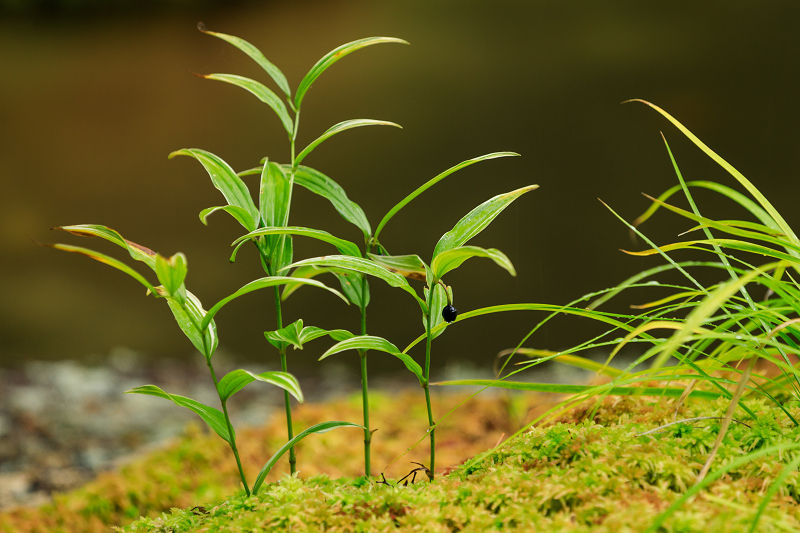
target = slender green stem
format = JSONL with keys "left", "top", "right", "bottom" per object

{"left": 196, "top": 325, "right": 250, "bottom": 496}
{"left": 424, "top": 298, "right": 436, "bottom": 481}
{"left": 273, "top": 284, "right": 296, "bottom": 474}
{"left": 358, "top": 274, "right": 371, "bottom": 477}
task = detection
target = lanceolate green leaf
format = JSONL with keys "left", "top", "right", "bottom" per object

{"left": 42, "top": 243, "right": 156, "bottom": 293}
{"left": 431, "top": 246, "right": 515, "bottom": 280}
{"left": 282, "top": 255, "right": 427, "bottom": 314}
{"left": 320, "top": 336, "right": 425, "bottom": 385}
{"left": 289, "top": 165, "right": 371, "bottom": 240}
{"left": 630, "top": 99, "right": 799, "bottom": 246}
{"left": 198, "top": 24, "right": 290, "bottom": 97}
{"left": 201, "top": 276, "right": 348, "bottom": 331}
{"left": 374, "top": 152, "right": 520, "bottom": 241}
{"left": 622, "top": 239, "right": 799, "bottom": 264}
{"left": 294, "top": 36, "right": 408, "bottom": 109}
{"left": 433, "top": 185, "right": 538, "bottom": 258}
{"left": 170, "top": 149, "right": 259, "bottom": 230}
{"left": 217, "top": 369, "right": 303, "bottom": 403}
{"left": 333, "top": 271, "right": 370, "bottom": 308}
{"left": 199, "top": 205, "right": 256, "bottom": 232}
{"left": 425, "top": 282, "right": 448, "bottom": 341}
{"left": 201, "top": 74, "right": 293, "bottom": 135}
{"left": 295, "top": 120, "right": 402, "bottom": 167}
{"left": 367, "top": 253, "right": 428, "bottom": 281}
{"left": 281, "top": 265, "right": 328, "bottom": 300}
{"left": 155, "top": 253, "right": 187, "bottom": 297}
{"left": 125, "top": 385, "right": 232, "bottom": 443}
{"left": 230, "top": 227, "right": 362, "bottom": 262}
{"left": 54, "top": 225, "right": 157, "bottom": 269}
{"left": 251, "top": 421, "right": 363, "bottom": 494}
{"left": 162, "top": 290, "right": 219, "bottom": 360}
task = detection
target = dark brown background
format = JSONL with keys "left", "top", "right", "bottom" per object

{"left": 2, "top": 1, "right": 799, "bottom": 377}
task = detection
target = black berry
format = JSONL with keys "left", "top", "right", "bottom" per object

{"left": 442, "top": 304, "right": 458, "bottom": 323}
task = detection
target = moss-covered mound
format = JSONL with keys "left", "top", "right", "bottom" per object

{"left": 117, "top": 395, "right": 800, "bottom": 533}
{"left": 5, "top": 390, "right": 800, "bottom": 532}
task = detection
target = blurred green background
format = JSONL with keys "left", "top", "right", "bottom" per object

{"left": 2, "top": 1, "right": 799, "bottom": 375}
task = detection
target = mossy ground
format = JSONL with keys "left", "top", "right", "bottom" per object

{"left": 3, "top": 388, "right": 800, "bottom": 532}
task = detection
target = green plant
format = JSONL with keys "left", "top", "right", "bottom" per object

{"left": 43, "top": 225, "right": 360, "bottom": 496}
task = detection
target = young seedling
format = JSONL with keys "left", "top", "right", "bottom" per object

{"left": 289, "top": 182, "right": 538, "bottom": 479}
{"left": 43, "top": 224, "right": 360, "bottom": 495}
{"left": 171, "top": 24, "right": 407, "bottom": 476}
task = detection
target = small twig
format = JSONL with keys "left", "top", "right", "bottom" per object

{"left": 636, "top": 416, "right": 752, "bottom": 437}
{"left": 376, "top": 473, "right": 392, "bottom": 487}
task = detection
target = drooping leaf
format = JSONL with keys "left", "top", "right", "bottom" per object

{"left": 217, "top": 369, "right": 303, "bottom": 403}
{"left": 319, "top": 336, "right": 424, "bottom": 385}
{"left": 333, "top": 271, "right": 370, "bottom": 308}
{"left": 201, "top": 74, "right": 293, "bottom": 135}
{"left": 201, "top": 276, "right": 348, "bottom": 331}
{"left": 169, "top": 149, "right": 258, "bottom": 229}
{"left": 289, "top": 165, "right": 371, "bottom": 240}
{"left": 281, "top": 255, "right": 427, "bottom": 314}
{"left": 162, "top": 289, "right": 219, "bottom": 361}
{"left": 295, "top": 120, "right": 401, "bottom": 167}
{"left": 155, "top": 252, "right": 187, "bottom": 297}
{"left": 294, "top": 36, "right": 408, "bottom": 109}
{"left": 54, "top": 225, "right": 157, "bottom": 269}
{"left": 231, "top": 227, "right": 362, "bottom": 263}
{"left": 431, "top": 245, "right": 515, "bottom": 280}
{"left": 265, "top": 319, "right": 354, "bottom": 350}
{"left": 281, "top": 265, "right": 329, "bottom": 300}
{"left": 433, "top": 185, "right": 538, "bottom": 258}
{"left": 374, "top": 152, "right": 520, "bottom": 241}
{"left": 367, "top": 253, "right": 428, "bottom": 281}
{"left": 198, "top": 23, "right": 291, "bottom": 96}
{"left": 125, "top": 385, "right": 232, "bottom": 443}
{"left": 251, "top": 421, "right": 363, "bottom": 494}
{"left": 42, "top": 242, "right": 156, "bottom": 293}
{"left": 199, "top": 205, "right": 256, "bottom": 231}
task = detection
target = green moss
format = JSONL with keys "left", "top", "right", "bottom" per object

{"left": 5, "top": 391, "right": 800, "bottom": 532}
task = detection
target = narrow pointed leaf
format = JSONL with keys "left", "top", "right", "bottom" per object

{"left": 433, "top": 185, "right": 538, "bottom": 258}
{"left": 155, "top": 252, "right": 188, "bottom": 296}
{"left": 199, "top": 205, "right": 256, "bottom": 231}
{"left": 169, "top": 149, "right": 258, "bottom": 229}
{"left": 231, "top": 227, "right": 361, "bottom": 261}
{"left": 54, "top": 224, "right": 157, "bottom": 269}
{"left": 201, "top": 276, "right": 348, "bottom": 331}
{"left": 294, "top": 36, "right": 408, "bottom": 109}
{"left": 289, "top": 165, "right": 371, "bottom": 239}
{"left": 425, "top": 282, "right": 448, "bottom": 341}
{"left": 333, "top": 271, "right": 370, "bottom": 308}
{"left": 320, "top": 336, "right": 424, "bottom": 385}
{"left": 622, "top": 238, "right": 798, "bottom": 263}
{"left": 367, "top": 253, "right": 427, "bottom": 281}
{"left": 431, "top": 380, "right": 721, "bottom": 399}
{"left": 202, "top": 74, "right": 293, "bottom": 134}
{"left": 198, "top": 24, "right": 290, "bottom": 96}
{"left": 431, "top": 245, "right": 515, "bottom": 280}
{"left": 162, "top": 289, "right": 219, "bottom": 360}
{"left": 630, "top": 99, "right": 799, "bottom": 246}
{"left": 125, "top": 385, "right": 232, "bottom": 443}
{"left": 265, "top": 319, "right": 354, "bottom": 350}
{"left": 259, "top": 161, "right": 292, "bottom": 270}
{"left": 42, "top": 243, "right": 156, "bottom": 292}
{"left": 295, "top": 119, "right": 401, "bottom": 167}
{"left": 281, "top": 266, "right": 329, "bottom": 300}
{"left": 281, "top": 255, "right": 427, "bottom": 314}
{"left": 252, "top": 421, "right": 363, "bottom": 494}
{"left": 217, "top": 369, "right": 303, "bottom": 403}
{"left": 374, "top": 152, "right": 520, "bottom": 240}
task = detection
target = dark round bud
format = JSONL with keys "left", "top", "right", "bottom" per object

{"left": 442, "top": 304, "right": 458, "bottom": 323}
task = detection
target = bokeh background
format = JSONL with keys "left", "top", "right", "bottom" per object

{"left": 3, "top": 0, "right": 800, "bottom": 379}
